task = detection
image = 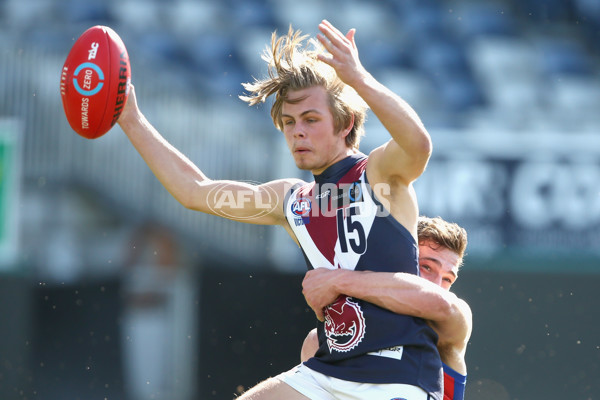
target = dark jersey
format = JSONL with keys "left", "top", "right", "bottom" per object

{"left": 285, "top": 154, "right": 443, "bottom": 399}
{"left": 443, "top": 363, "right": 466, "bottom": 400}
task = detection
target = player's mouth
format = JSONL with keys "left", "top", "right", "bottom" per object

{"left": 294, "top": 146, "right": 311, "bottom": 154}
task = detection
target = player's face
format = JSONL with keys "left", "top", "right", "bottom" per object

{"left": 418, "top": 240, "right": 460, "bottom": 290}
{"left": 281, "top": 86, "right": 351, "bottom": 175}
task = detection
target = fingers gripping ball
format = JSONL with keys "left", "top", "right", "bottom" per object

{"left": 60, "top": 25, "right": 131, "bottom": 139}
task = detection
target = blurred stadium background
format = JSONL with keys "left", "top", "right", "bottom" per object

{"left": 0, "top": 0, "right": 599, "bottom": 399}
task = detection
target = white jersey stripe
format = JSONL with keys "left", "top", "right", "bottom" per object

{"left": 333, "top": 172, "right": 376, "bottom": 270}
{"left": 286, "top": 188, "right": 335, "bottom": 270}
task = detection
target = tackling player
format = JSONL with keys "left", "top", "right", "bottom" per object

{"left": 300, "top": 216, "right": 471, "bottom": 400}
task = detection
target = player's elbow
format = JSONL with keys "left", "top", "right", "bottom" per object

{"left": 177, "top": 181, "right": 209, "bottom": 212}
{"left": 178, "top": 195, "right": 197, "bottom": 211}
{"left": 402, "top": 124, "right": 432, "bottom": 160}
{"left": 402, "top": 128, "right": 432, "bottom": 180}
{"left": 414, "top": 134, "right": 432, "bottom": 172}
{"left": 174, "top": 185, "right": 196, "bottom": 210}
{"left": 416, "top": 127, "right": 433, "bottom": 158}
{"left": 426, "top": 293, "right": 455, "bottom": 322}
{"left": 436, "top": 294, "right": 467, "bottom": 326}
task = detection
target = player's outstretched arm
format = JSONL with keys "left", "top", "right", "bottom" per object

{"left": 118, "top": 84, "right": 302, "bottom": 225}
{"left": 316, "top": 20, "right": 431, "bottom": 185}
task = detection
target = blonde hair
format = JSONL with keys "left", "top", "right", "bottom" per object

{"left": 240, "top": 26, "right": 368, "bottom": 150}
{"left": 418, "top": 216, "right": 468, "bottom": 267}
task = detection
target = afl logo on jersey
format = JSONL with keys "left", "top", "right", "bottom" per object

{"left": 291, "top": 198, "right": 311, "bottom": 216}
{"left": 324, "top": 295, "right": 366, "bottom": 353}
{"left": 291, "top": 197, "right": 312, "bottom": 226}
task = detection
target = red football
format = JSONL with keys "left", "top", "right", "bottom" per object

{"left": 60, "top": 25, "right": 131, "bottom": 139}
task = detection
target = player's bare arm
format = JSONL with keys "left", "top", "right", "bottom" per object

{"left": 118, "top": 85, "right": 304, "bottom": 226}
{"left": 303, "top": 269, "right": 471, "bottom": 342}
{"left": 302, "top": 269, "right": 456, "bottom": 321}
{"left": 431, "top": 296, "right": 472, "bottom": 375}
{"left": 316, "top": 20, "right": 431, "bottom": 183}
{"left": 302, "top": 268, "right": 472, "bottom": 373}
{"left": 316, "top": 20, "right": 431, "bottom": 233}
{"left": 300, "top": 328, "right": 319, "bottom": 363}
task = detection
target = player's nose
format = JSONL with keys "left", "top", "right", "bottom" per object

{"left": 293, "top": 128, "right": 306, "bottom": 138}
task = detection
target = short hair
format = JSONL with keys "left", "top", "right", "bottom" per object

{"left": 418, "top": 216, "right": 468, "bottom": 268}
{"left": 239, "top": 26, "right": 368, "bottom": 150}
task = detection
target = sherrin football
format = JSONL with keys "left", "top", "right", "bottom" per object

{"left": 60, "top": 25, "right": 131, "bottom": 139}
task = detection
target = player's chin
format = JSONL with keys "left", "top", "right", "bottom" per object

{"left": 293, "top": 151, "right": 315, "bottom": 164}
{"left": 293, "top": 157, "right": 316, "bottom": 171}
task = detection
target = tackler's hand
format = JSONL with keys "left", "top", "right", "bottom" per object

{"left": 302, "top": 268, "right": 345, "bottom": 322}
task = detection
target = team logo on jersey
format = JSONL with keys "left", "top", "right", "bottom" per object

{"left": 291, "top": 197, "right": 311, "bottom": 225}
{"left": 324, "top": 295, "right": 366, "bottom": 353}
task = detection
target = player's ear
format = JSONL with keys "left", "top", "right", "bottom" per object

{"left": 341, "top": 113, "right": 355, "bottom": 139}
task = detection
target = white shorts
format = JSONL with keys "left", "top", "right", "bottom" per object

{"left": 277, "top": 363, "right": 431, "bottom": 400}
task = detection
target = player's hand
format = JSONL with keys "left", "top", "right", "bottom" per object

{"left": 117, "top": 83, "right": 139, "bottom": 127}
{"left": 302, "top": 268, "right": 344, "bottom": 321}
{"left": 316, "top": 19, "right": 368, "bottom": 87}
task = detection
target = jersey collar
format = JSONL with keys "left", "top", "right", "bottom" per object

{"left": 313, "top": 153, "right": 367, "bottom": 185}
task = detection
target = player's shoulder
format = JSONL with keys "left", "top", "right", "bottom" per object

{"left": 263, "top": 177, "right": 307, "bottom": 193}
{"left": 264, "top": 178, "right": 309, "bottom": 208}
{"left": 255, "top": 178, "right": 308, "bottom": 226}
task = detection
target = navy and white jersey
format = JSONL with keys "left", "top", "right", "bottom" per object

{"left": 285, "top": 154, "right": 443, "bottom": 399}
